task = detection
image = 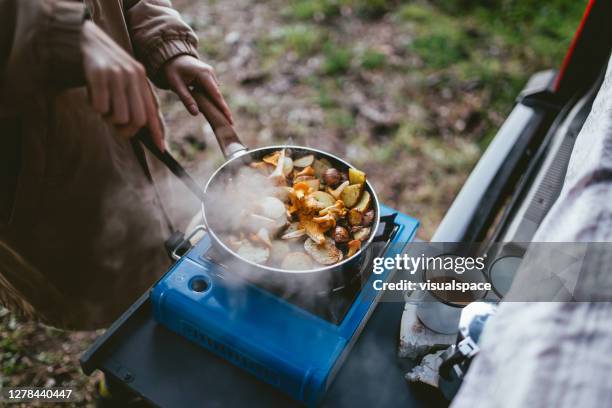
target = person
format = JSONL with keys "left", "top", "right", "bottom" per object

{"left": 0, "top": 0, "right": 233, "bottom": 330}
{"left": 452, "top": 55, "right": 612, "bottom": 408}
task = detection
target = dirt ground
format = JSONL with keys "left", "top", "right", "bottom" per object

{"left": 0, "top": 0, "right": 583, "bottom": 405}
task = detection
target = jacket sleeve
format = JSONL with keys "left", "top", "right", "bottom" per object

{"left": 124, "top": 0, "right": 199, "bottom": 87}
{"left": 0, "top": 0, "right": 85, "bottom": 107}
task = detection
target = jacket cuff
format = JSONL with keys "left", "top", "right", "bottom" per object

{"left": 144, "top": 37, "right": 199, "bottom": 87}
{"left": 42, "top": 1, "right": 86, "bottom": 87}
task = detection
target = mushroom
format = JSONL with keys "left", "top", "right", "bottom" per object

{"left": 300, "top": 217, "right": 326, "bottom": 244}
{"left": 323, "top": 168, "right": 342, "bottom": 187}
{"left": 295, "top": 166, "right": 315, "bottom": 178}
{"left": 362, "top": 209, "right": 375, "bottom": 226}
{"left": 312, "top": 213, "right": 336, "bottom": 231}
{"left": 333, "top": 226, "right": 350, "bottom": 243}
{"left": 347, "top": 239, "right": 361, "bottom": 258}
{"left": 263, "top": 151, "right": 281, "bottom": 165}
{"left": 250, "top": 161, "right": 271, "bottom": 175}
{"left": 304, "top": 237, "right": 343, "bottom": 265}
{"left": 268, "top": 149, "right": 288, "bottom": 184}
{"left": 327, "top": 180, "right": 350, "bottom": 199}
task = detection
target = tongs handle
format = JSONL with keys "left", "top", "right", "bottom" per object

{"left": 192, "top": 91, "right": 247, "bottom": 160}
{"left": 136, "top": 129, "right": 206, "bottom": 202}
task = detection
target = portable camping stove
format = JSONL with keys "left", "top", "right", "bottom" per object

{"left": 151, "top": 204, "right": 418, "bottom": 406}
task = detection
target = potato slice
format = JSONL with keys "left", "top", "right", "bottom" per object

{"left": 341, "top": 184, "right": 362, "bottom": 207}
{"left": 237, "top": 242, "right": 270, "bottom": 264}
{"left": 282, "top": 157, "right": 294, "bottom": 176}
{"left": 256, "top": 228, "right": 273, "bottom": 247}
{"left": 247, "top": 213, "right": 276, "bottom": 232}
{"left": 258, "top": 196, "right": 286, "bottom": 219}
{"left": 281, "top": 252, "right": 314, "bottom": 270}
{"left": 270, "top": 241, "right": 290, "bottom": 265}
{"left": 248, "top": 213, "right": 286, "bottom": 234}
{"left": 304, "top": 237, "right": 343, "bottom": 265}
{"left": 353, "top": 191, "right": 371, "bottom": 213}
{"left": 348, "top": 208, "right": 363, "bottom": 226}
{"left": 309, "top": 191, "right": 336, "bottom": 209}
{"left": 352, "top": 227, "right": 371, "bottom": 241}
{"left": 348, "top": 168, "right": 366, "bottom": 185}
{"left": 293, "top": 155, "right": 314, "bottom": 168}
{"left": 313, "top": 158, "right": 332, "bottom": 178}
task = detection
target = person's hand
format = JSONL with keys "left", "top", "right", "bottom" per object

{"left": 80, "top": 21, "right": 165, "bottom": 150}
{"left": 163, "top": 55, "right": 234, "bottom": 124}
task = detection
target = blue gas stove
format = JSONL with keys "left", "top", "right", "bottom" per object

{"left": 151, "top": 204, "right": 418, "bottom": 406}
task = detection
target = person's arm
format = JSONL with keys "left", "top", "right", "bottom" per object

{"left": 0, "top": 0, "right": 164, "bottom": 150}
{"left": 125, "top": 0, "right": 233, "bottom": 123}
{"left": 0, "top": 0, "right": 85, "bottom": 109}
{"left": 124, "top": 0, "right": 198, "bottom": 85}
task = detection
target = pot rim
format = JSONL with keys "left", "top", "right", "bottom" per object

{"left": 202, "top": 144, "right": 381, "bottom": 274}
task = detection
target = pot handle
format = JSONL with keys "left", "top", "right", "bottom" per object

{"left": 192, "top": 91, "right": 248, "bottom": 160}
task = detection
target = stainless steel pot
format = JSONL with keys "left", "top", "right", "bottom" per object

{"left": 139, "top": 91, "right": 382, "bottom": 294}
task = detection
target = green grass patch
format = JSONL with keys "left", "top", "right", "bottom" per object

{"left": 280, "top": 25, "right": 326, "bottom": 58}
{"left": 282, "top": 0, "right": 342, "bottom": 21}
{"left": 360, "top": 49, "right": 387, "bottom": 70}
{"left": 283, "top": 0, "right": 397, "bottom": 21}
{"left": 411, "top": 33, "right": 469, "bottom": 69}
{"left": 259, "top": 24, "right": 327, "bottom": 61}
{"left": 322, "top": 42, "right": 353, "bottom": 75}
{"left": 431, "top": 0, "right": 585, "bottom": 66}
{"left": 326, "top": 108, "right": 356, "bottom": 129}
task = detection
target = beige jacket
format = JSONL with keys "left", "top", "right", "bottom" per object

{"left": 0, "top": 0, "right": 198, "bottom": 329}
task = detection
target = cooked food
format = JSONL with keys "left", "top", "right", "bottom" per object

{"left": 323, "top": 168, "right": 342, "bottom": 187}
{"left": 218, "top": 149, "right": 375, "bottom": 269}
{"left": 237, "top": 242, "right": 270, "bottom": 264}
{"left": 304, "top": 237, "right": 343, "bottom": 265}
{"left": 281, "top": 252, "right": 314, "bottom": 270}
{"left": 340, "top": 184, "right": 361, "bottom": 207}
{"left": 333, "top": 226, "right": 350, "bottom": 243}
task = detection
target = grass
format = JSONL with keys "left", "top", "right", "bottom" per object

{"left": 322, "top": 41, "right": 353, "bottom": 74}
{"left": 260, "top": 24, "right": 327, "bottom": 61}
{"left": 283, "top": 0, "right": 395, "bottom": 21}
{"left": 360, "top": 49, "right": 387, "bottom": 70}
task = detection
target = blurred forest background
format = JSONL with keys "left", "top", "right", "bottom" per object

{"left": 1, "top": 0, "right": 585, "bottom": 405}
